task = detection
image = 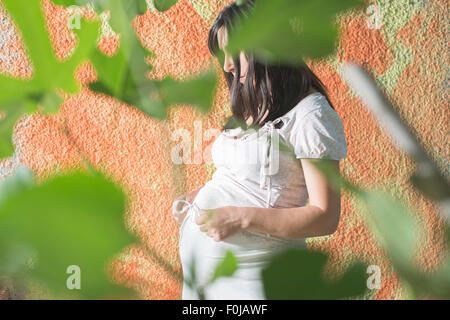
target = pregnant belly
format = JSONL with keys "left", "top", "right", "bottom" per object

{"left": 193, "top": 176, "right": 266, "bottom": 210}
{"left": 182, "top": 178, "right": 303, "bottom": 257}
{"left": 178, "top": 179, "right": 307, "bottom": 290}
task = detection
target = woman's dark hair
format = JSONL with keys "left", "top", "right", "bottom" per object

{"left": 207, "top": 0, "right": 335, "bottom": 130}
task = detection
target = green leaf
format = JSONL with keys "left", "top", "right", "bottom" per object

{"left": 0, "top": 77, "right": 36, "bottom": 108}
{"left": 446, "top": 225, "right": 450, "bottom": 248}
{"left": 130, "top": 0, "right": 148, "bottom": 16}
{"left": 89, "top": 42, "right": 165, "bottom": 118}
{"left": 410, "top": 171, "right": 450, "bottom": 202}
{"left": 0, "top": 166, "right": 35, "bottom": 205}
{"left": 360, "top": 189, "right": 450, "bottom": 298}
{"left": 90, "top": 38, "right": 217, "bottom": 119}
{"left": 312, "top": 157, "right": 450, "bottom": 299}
{"left": 0, "top": 170, "right": 136, "bottom": 299}
{"left": 153, "top": 69, "right": 218, "bottom": 115}
{"left": 0, "top": 0, "right": 100, "bottom": 159}
{"left": 58, "top": 21, "right": 101, "bottom": 93}
{"left": 154, "top": 0, "right": 179, "bottom": 12}
{"left": 422, "top": 256, "right": 450, "bottom": 298}
{"left": 50, "top": 0, "right": 87, "bottom": 6}
{"left": 0, "top": 101, "right": 38, "bottom": 158}
{"left": 84, "top": 1, "right": 169, "bottom": 119}
{"left": 89, "top": 49, "right": 130, "bottom": 99}
{"left": 309, "top": 159, "right": 358, "bottom": 194}
{"left": 208, "top": 250, "right": 238, "bottom": 284}
{"left": 361, "top": 190, "right": 419, "bottom": 265}
{"left": 262, "top": 249, "right": 367, "bottom": 299}
{"left": 0, "top": 232, "right": 36, "bottom": 277}
{"left": 38, "top": 90, "right": 64, "bottom": 114}
{"left": 0, "top": 167, "right": 36, "bottom": 276}
{"left": 0, "top": 89, "right": 63, "bottom": 157}
{"left": 1, "top": 0, "right": 99, "bottom": 95}
{"left": 51, "top": 0, "right": 146, "bottom": 20}
{"left": 2, "top": 0, "right": 56, "bottom": 79}
{"left": 227, "top": 0, "right": 363, "bottom": 63}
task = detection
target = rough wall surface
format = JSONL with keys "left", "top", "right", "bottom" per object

{"left": 0, "top": 0, "right": 448, "bottom": 299}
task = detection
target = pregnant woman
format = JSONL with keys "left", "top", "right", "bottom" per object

{"left": 173, "top": 0, "right": 347, "bottom": 299}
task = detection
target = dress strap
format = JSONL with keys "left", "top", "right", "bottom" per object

{"left": 259, "top": 118, "right": 284, "bottom": 207}
{"left": 257, "top": 118, "right": 284, "bottom": 239}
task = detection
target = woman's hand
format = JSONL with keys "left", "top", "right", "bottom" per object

{"left": 195, "top": 206, "right": 250, "bottom": 242}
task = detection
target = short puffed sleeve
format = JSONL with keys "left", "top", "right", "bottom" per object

{"left": 282, "top": 104, "right": 348, "bottom": 160}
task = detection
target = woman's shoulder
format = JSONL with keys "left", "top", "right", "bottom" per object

{"left": 278, "top": 92, "right": 347, "bottom": 160}
{"left": 283, "top": 92, "right": 334, "bottom": 123}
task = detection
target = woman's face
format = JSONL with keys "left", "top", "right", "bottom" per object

{"left": 217, "top": 26, "right": 248, "bottom": 84}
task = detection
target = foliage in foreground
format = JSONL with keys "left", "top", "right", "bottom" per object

{"left": 1, "top": 0, "right": 447, "bottom": 300}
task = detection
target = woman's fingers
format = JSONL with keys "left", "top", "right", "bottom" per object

{"left": 199, "top": 224, "right": 209, "bottom": 232}
{"left": 195, "top": 210, "right": 213, "bottom": 225}
{"left": 195, "top": 209, "right": 224, "bottom": 241}
{"left": 207, "top": 229, "right": 221, "bottom": 241}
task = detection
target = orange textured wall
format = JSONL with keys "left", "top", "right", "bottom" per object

{"left": 0, "top": 0, "right": 448, "bottom": 299}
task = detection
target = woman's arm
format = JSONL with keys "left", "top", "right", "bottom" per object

{"left": 244, "top": 159, "right": 341, "bottom": 238}
{"left": 243, "top": 204, "right": 338, "bottom": 239}
{"left": 196, "top": 159, "right": 342, "bottom": 240}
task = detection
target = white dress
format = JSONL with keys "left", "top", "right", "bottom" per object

{"left": 177, "top": 92, "right": 348, "bottom": 299}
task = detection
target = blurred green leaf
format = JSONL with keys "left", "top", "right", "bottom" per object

{"left": 444, "top": 226, "right": 450, "bottom": 253}
{"left": 360, "top": 189, "right": 450, "bottom": 298}
{"left": 262, "top": 249, "right": 367, "bottom": 299}
{"left": 309, "top": 159, "right": 358, "bottom": 194}
{"left": 50, "top": 0, "right": 90, "bottom": 5}
{"left": 136, "top": 0, "right": 149, "bottom": 15}
{"left": 86, "top": 0, "right": 218, "bottom": 119}
{"left": 38, "top": 90, "right": 64, "bottom": 114}
{"left": 411, "top": 171, "right": 450, "bottom": 202}
{"left": 0, "top": 166, "right": 34, "bottom": 204}
{"left": 0, "top": 167, "right": 36, "bottom": 276}
{"left": 89, "top": 41, "right": 166, "bottom": 118}
{"left": 0, "top": 101, "right": 38, "bottom": 158}
{"left": 85, "top": 1, "right": 162, "bottom": 117}
{"left": 51, "top": 0, "right": 148, "bottom": 18}
{"left": 310, "top": 159, "right": 450, "bottom": 299}
{"left": 360, "top": 190, "right": 419, "bottom": 265}
{"left": 0, "top": 0, "right": 100, "bottom": 158}
{"left": 154, "top": 0, "right": 179, "bottom": 12}
{"left": 208, "top": 250, "right": 238, "bottom": 284}
{"left": 0, "top": 233, "right": 36, "bottom": 276}
{"left": 153, "top": 69, "right": 218, "bottom": 116}
{"left": 1, "top": 0, "right": 99, "bottom": 95}
{"left": 4, "top": 0, "right": 56, "bottom": 81}
{"left": 0, "top": 170, "right": 136, "bottom": 299}
{"left": 227, "top": 0, "right": 363, "bottom": 63}
{"left": 116, "top": 0, "right": 148, "bottom": 20}
{"left": 0, "top": 90, "right": 65, "bottom": 157}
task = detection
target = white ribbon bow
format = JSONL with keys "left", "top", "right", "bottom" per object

{"left": 258, "top": 117, "right": 287, "bottom": 209}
